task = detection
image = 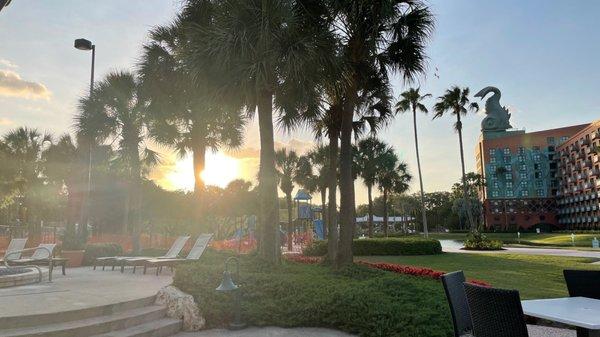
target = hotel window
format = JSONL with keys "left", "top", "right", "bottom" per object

{"left": 520, "top": 181, "right": 527, "bottom": 187}
{"left": 560, "top": 136, "right": 569, "bottom": 144}
{"left": 490, "top": 156, "right": 496, "bottom": 163}
{"left": 490, "top": 164, "right": 496, "bottom": 172}
{"left": 493, "top": 181, "right": 499, "bottom": 188}
{"left": 534, "top": 154, "right": 541, "bottom": 162}
{"left": 518, "top": 147, "right": 525, "bottom": 154}
{"left": 489, "top": 148, "right": 496, "bottom": 156}
{"left": 520, "top": 164, "right": 527, "bottom": 171}
{"left": 533, "top": 146, "right": 540, "bottom": 151}
{"left": 505, "top": 164, "right": 512, "bottom": 171}
{"left": 504, "top": 156, "right": 511, "bottom": 163}
{"left": 506, "top": 190, "right": 514, "bottom": 197}
{"left": 520, "top": 172, "right": 527, "bottom": 179}
{"left": 547, "top": 137, "right": 555, "bottom": 145}
{"left": 533, "top": 163, "right": 540, "bottom": 170}
{"left": 537, "top": 189, "right": 545, "bottom": 196}
{"left": 521, "top": 190, "right": 529, "bottom": 197}
{"left": 505, "top": 173, "right": 512, "bottom": 180}
{"left": 535, "top": 180, "right": 543, "bottom": 188}
{"left": 506, "top": 181, "right": 513, "bottom": 188}
{"left": 492, "top": 191, "right": 499, "bottom": 197}
{"left": 503, "top": 148, "right": 511, "bottom": 155}
{"left": 518, "top": 155, "right": 525, "bottom": 162}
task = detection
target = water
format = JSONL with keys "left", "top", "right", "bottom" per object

{"left": 439, "top": 240, "right": 464, "bottom": 251}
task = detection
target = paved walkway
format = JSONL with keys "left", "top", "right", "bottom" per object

{"left": 440, "top": 240, "right": 600, "bottom": 259}
{"left": 174, "top": 327, "right": 356, "bottom": 337}
{"left": 0, "top": 266, "right": 171, "bottom": 318}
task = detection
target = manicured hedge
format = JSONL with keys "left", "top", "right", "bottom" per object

{"left": 174, "top": 250, "right": 453, "bottom": 337}
{"left": 82, "top": 242, "right": 123, "bottom": 265}
{"left": 303, "top": 238, "right": 442, "bottom": 256}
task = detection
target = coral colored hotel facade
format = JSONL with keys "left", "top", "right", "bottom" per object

{"left": 474, "top": 88, "right": 600, "bottom": 230}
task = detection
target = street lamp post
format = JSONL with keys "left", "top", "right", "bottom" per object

{"left": 74, "top": 38, "right": 95, "bottom": 233}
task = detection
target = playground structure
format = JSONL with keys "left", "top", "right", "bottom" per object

{"left": 279, "top": 190, "right": 325, "bottom": 251}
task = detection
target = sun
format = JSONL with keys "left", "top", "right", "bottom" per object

{"left": 200, "top": 152, "right": 240, "bottom": 188}
{"left": 164, "top": 151, "right": 240, "bottom": 191}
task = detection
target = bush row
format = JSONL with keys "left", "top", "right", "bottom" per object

{"left": 303, "top": 238, "right": 442, "bottom": 256}
{"left": 82, "top": 242, "right": 123, "bottom": 265}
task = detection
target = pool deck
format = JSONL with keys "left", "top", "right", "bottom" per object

{"left": 0, "top": 266, "right": 172, "bottom": 318}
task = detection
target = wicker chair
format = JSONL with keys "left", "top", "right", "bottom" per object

{"left": 563, "top": 270, "right": 600, "bottom": 337}
{"left": 464, "top": 283, "right": 529, "bottom": 337}
{"left": 441, "top": 271, "right": 474, "bottom": 337}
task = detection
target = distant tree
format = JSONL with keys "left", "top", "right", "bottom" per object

{"left": 275, "top": 148, "right": 298, "bottom": 251}
{"left": 433, "top": 86, "right": 479, "bottom": 232}
{"left": 375, "top": 151, "right": 412, "bottom": 237}
{"left": 396, "top": 87, "right": 431, "bottom": 237}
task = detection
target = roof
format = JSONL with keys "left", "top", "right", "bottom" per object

{"left": 294, "top": 189, "right": 312, "bottom": 201}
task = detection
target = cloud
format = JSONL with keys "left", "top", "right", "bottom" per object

{"left": 0, "top": 117, "right": 13, "bottom": 126}
{"left": 0, "top": 70, "right": 51, "bottom": 99}
{"left": 0, "top": 59, "right": 18, "bottom": 69}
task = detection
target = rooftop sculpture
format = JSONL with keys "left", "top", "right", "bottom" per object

{"left": 475, "top": 86, "right": 513, "bottom": 132}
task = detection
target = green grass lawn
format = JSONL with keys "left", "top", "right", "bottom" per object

{"left": 360, "top": 253, "right": 600, "bottom": 299}
{"left": 428, "top": 232, "right": 600, "bottom": 248}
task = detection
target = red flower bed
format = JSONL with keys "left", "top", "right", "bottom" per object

{"left": 284, "top": 254, "right": 491, "bottom": 287}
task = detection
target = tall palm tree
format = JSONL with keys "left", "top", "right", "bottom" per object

{"left": 2, "top": 127, "right": 51, "bottom": 227}
{"left": 433, "top": 86, "right": 479, "bottom": 231}
{"left": 275, "top": 148, "right": 298, "bottom": 251}
{"left": 138, "top": 10, "right": 246, "bottom": 223}
{"left": 185, "top": 0, "right": 333, "bottom": 263}
{"left": 395, "top": 87, "right": 431, "bottom": 237}
{"left": 355, "top": 137, "right": 389, "bottom": 237}
{"left": 375, "top": 151, "right": 412, "bottom": 237}
{"left": 329, "top": 0, "right": 434, "bottom": 267}
{"left": 93, "top": 71, "right": 160, "bottom": 240}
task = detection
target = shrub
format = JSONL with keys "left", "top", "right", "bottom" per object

{"left": 174, "top": 250, "right": 453, "bottom": 337}
{"left": 463, "top": 232, "right": 503, "bottom": 251}
{"left": 303, "top": 238, "right": 442, "bottom": 256}
{"left": 83, "top": 243, "right": 123, "bottom": 265}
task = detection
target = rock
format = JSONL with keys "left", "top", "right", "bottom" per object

{"left": 155, "top": 285, "right": 205, "bottom": 331}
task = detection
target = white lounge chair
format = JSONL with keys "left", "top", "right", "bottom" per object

{"left": 94, "top": 235, "right": 191, "bottom": 272}
{"left": 137, "top": 234, "right": 213, "bottom": 275}
{"left": 0, "top": 238, "right": 28, "bottom": 262}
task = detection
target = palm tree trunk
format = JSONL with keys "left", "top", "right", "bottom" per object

{"left": 456, "top": 114, "right": 476, "bottom": 232}
{"left": 320, "top": 188, "right": 327, "bottom": 238}
{"left": 383, "top": 188, "right": 388, "bottom": 237}
{"left": 192, "top": 140, "right": 206, "bottom": 222}
{"left": 413, "top": 109, "right": 429, "bottom": 237}
{"left": 326, "top": 129, "right": 338, "bottom": 263}
{"left": 286, "top": 193, "right": 293, "bottom": 251}
{"left": 367, "top": 184, "right": 373, "bottom": 237}
{"left": 257, "top": 90, "right": 280, "bottom": 264}
{"left": 336, "top": 99, "right": 356, "bottom": 268}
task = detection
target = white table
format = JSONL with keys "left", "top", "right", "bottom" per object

{"left": 522, "top": 297, "right": 600, "bottom": 337}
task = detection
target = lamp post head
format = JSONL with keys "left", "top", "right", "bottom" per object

{"left": 216, "top": 270, "right": 239, "bottom": 292}
{"left": 74, "top": 38, "right": 93, "bottom": 51}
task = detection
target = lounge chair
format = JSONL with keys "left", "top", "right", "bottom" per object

{"left": 138, "top": 234, "right": 213, "bottom": 275}
{"left": 93, "top": 235, "right": 190, "bottom": 271}
{"left": 0, "top": 238, "right": 28, "bottom": 263}
{"left": 6, "top": 243, "right": 56, "bottom": 265}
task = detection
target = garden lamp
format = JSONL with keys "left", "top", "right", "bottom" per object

{"left": 216, "top": 257, "right": 245, "bottom": 330}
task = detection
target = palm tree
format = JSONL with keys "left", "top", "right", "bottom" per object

{"left": 355, "top": 137, "right": 389, "bottom": 237}
{"left": 2, "top": 127, "right": 51, "bottom": 228}
{"left": 138, "top": 11, "right": 246, "bottom": 223}
{"left": 375, "top": 151, "right": 412, "bottom": 237}
{"left": 275, "top": 148, "right": 298, "bottom": 251}
{"left": 395, "top": 87, "right": 431, "bottom": 237}
{"left": 92, "top": 71, "right": 160, "bottom": 242}
{"left": 185, "top": 0, "right": 333, "bottom": 263}
{"left": 433, "top": 86, "right": 479, "bottom": 232}
{"left": 329, "top": 0, "right": 434, "bottom": 267}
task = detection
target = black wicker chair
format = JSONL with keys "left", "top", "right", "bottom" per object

{"left": 442, "top": 271, "right": 474, "bottom": 337}
{"left": 563, "top": 270, "right": 600, "bottom": 337}
{"left": 464, "top": 283, "right": 529, "bottom": 337}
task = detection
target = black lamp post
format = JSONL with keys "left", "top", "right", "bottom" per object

{"left": 216, "top": 257, "right": 246, "bottom": 330}
{"left": 74, "top": 38, "right": 95, "bottom": 233}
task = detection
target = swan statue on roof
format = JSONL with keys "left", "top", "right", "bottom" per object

{"left": 475, "top": 86, "right": 512, "bottom": 132}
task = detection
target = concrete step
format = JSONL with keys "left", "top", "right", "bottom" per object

{"left": 0, "top": 295, "right": 156, "bottom": 329}
{"left": 92, "top": 318, "right": 182, "bottom": 337}
{"left": 0, "top": 305, "right": 167, "bottom": 337}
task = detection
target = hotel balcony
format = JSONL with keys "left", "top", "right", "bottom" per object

{"left": 593, "top": 131, "right": 600, "bottom": 140}
{"left": 579, "top": 138, "right": 591, "bottom": 147}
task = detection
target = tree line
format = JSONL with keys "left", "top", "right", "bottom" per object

{"left": 1, "top": 0, "right": 491, "bottom": 268}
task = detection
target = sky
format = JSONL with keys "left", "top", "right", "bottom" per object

{"left": 1, "top": 0, "right": 599, "bottom": 205}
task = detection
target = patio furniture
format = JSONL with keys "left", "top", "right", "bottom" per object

{"left": 5, "top": 243, "right": 56, "bottom": 281}
{"left": 441, "top": 271, "right": 473, "bottom": 337}
{"left": 464, "top": 283, "right": 529, "bottom": 337}
{"left": 522, "top": 297, "right": 600, "bottom": 337}
{"left": 0, "top": 238, "right": 27, "bottom": 262}
{"left": 563, "top": 270, "right": 600, "bottom": 337}
{"left": 139, "top": 234, "right": 213, "bottom": 275}
{"left": 93, "top": 235, "right": 191, "bottom": 271}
